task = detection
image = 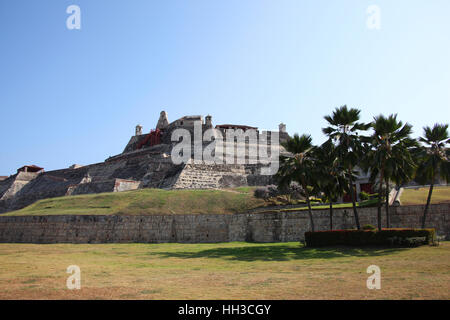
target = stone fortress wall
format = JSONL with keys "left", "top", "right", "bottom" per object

{"left": 0, "top": 111, "right": 288, "bottom": 213}
{"left": 0, "top": 204, "right": 448, "bottom": 243}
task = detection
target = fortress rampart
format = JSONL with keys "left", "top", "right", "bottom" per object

{"left": 0, "top": 204, "right": 448, "bottom": 243}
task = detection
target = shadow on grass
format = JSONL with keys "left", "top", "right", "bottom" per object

{"left": 154, "top": 244, "right": 408, "bottom": 262}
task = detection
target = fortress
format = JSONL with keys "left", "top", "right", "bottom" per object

{"left": 1, "top": 111, "right": 449, "bottom": 243}
{"left": 0, "top": 111, "right": 290, "bottom": 213}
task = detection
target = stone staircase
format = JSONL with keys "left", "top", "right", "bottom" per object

{"left": 172, "top": 163, "right": 247, "bottom": 189}
{"left": 389, "top": 187, "right": 404, "bottom": 206}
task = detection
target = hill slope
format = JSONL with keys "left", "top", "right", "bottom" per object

{"left": 3, "top": 187, "right": 264, "bottom": 216}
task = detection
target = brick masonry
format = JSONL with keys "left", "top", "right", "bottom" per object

{"left": 0, "top": 203, "right": 448, "bottom": 243}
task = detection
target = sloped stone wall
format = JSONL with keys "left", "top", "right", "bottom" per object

{"left": 0, "top": 204, "right": 448, "bottom": 243}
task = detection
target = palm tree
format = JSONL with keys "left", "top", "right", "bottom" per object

{"left": 415, "top": 124, "right": 450, "bottom": 228}
{"left": 384, "top": 136, "right": 418, "bottom": 227}
{"left": 365, "top": 114, "right": 416, "bottom": 230}
{"left": 277, "top": 134, "right": 317, "bottom": 231}
{"left": 314, "top": 140, "right": 347, "bottom": 230}
{"left": 323, "top": 105, "right": 370, "bottom": 229}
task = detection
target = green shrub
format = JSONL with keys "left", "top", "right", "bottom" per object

{"left": 359, "top": 199, "right": 378, "bottom": 208}
{"left": 362, "top": 224, "right": 376, "bottom": 230}
{"left": 368, "top": 193, "right": 381, "bottom": 200}
{"left": 387, "top": 236, "right": 428, "bottom": 247}
{"left": 359, "top": 191, "right": 370, "bottom": 201}
{"left": 304, "top": 228, "right": 436, "bottom": 247}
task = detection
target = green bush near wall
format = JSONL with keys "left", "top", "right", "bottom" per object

{"left": 305, "top": 228, "right": 436, "bottom": 247}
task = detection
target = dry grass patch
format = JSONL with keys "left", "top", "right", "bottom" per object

{"left": 400, "top": 186, "right": 450, "bottom": 206}
{"left": 0, "top": 242, "right": 449, "bottom": 300}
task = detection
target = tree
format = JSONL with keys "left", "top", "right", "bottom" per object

{"left": 322, "top": 105, "right": 370, "bottom": 229}
{"left": 314, "top": 140, "right": 348, "bottom": 230}
{"left": 384, "top": 136, "right": 418, "bottom": 226}
{"left": 365, "top": 114, "right": 417, "bottom": 230}
{"left": 277, "top": 134, "right": 317, "bottom": 231}
{"left": 415, "top": 124, "right": 450, "bottom": 228}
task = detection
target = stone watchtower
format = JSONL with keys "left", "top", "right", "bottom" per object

{"left": 156, "top": 111, "right": 169, "bottom": 129}
{"left": 135, "top": 124, "right": 143, "bottom": 136}
{"left": 205, "top": 115, "right": 213, "bottom": 128}
{"left": 279, "top": 123, "right": 289, "bottom": 144}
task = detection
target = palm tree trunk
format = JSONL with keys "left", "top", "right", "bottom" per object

{"left": 377, "top": 167, "right": 385, "bottom": 231}
{"left": 302, "top": 178, "right": 315, "bottom": 232}
{"left": 385, "top": 176, "right": 390, "bottom": 228}
{"left": 422, "top": 181, "right": 434, "bottom": 229}
{"left": 329, "top": 202, "right": 333, "bottom": 230}
{"left": 348, "top": 168, "right": 360, "bottom": 230}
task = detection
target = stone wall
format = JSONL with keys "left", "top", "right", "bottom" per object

{"left": 0, "top": 203, "right": 448, "bottom": 243}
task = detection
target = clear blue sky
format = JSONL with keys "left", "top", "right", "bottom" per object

{"left": 1, "top": 0, "right": 449, "bottom": 175}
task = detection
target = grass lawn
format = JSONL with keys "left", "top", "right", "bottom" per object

{"left": 400, "top": 186, "right": 450, "bottom": 206}
{"left": 3, "top": 187, "right": 264, "bottom": 216}
{"left": 0, "top": 242, "right": 448, "bottom": 300}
